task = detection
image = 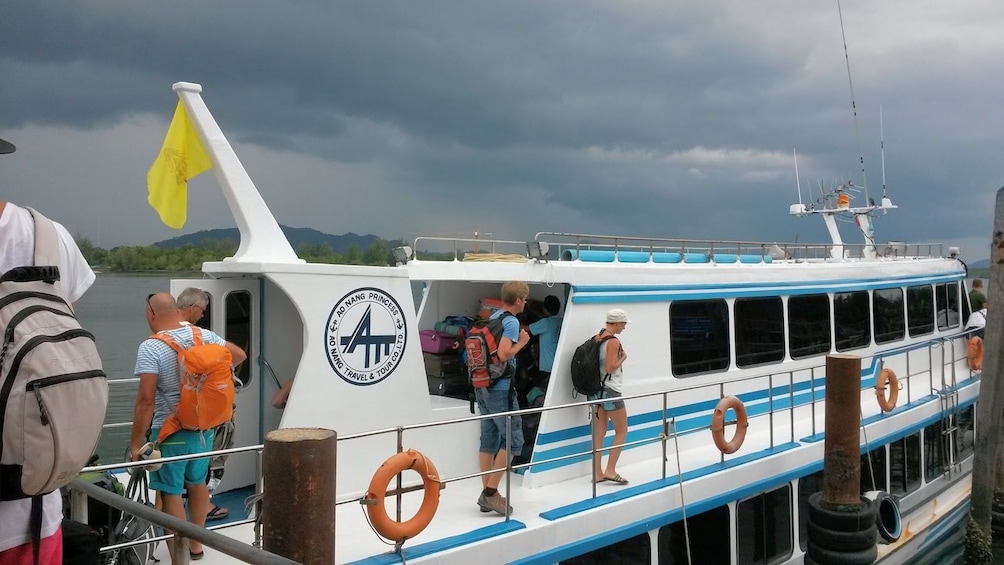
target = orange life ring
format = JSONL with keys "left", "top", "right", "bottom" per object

{"left": 875, "top": 368, "right": 899, "bottom": 412}
{"left": 710, "top": 395, "right": 748, "bottom": 454}
{"left": 968, "top": 336, "right": 984, "bottom": 371}
{"left": 364, "top": 449, "right": 441, "bottom": 542}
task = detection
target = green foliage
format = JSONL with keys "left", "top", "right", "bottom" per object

{"left": 82, "top": 237, "right": 394, "bottom": 272}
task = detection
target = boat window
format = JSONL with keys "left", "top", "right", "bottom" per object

{"left": 889, "top": 432, "right": 922, "bottom": 496}
{"left": 872, "top": 288, "right": 905, "bottom": 344}
{"left": 737, "top": 485, "right": 792, "bottom": 564}
{"left": 658, "top": 504, "right": 730, "bottom": 564}
{"left": 225, "top": 291, "right": 253, "bottom": 389}
{"left": 670, "top": 299, "right": 729, "bottom": 377}
{"left": 935, "top": 282, "right": 960, "bottom": 331}
{"left": 956, "top": 404, "right": 975, "bottom": 462}
{"left": 561, "top": 532, "right": 651, "bottom": 564}
{"left": 907, "top": 285, "right": 934, "bottom": 337}
{"left": 834, "top": 291, "right": 870, "bottom": 351}
{"left": 735, "top": 297, "right": 784, "bottom": 367}
{"left": 924, "top": 418, "right": 949, "bottom": 482}
{"left": 797, "top": 471, "right": 825, "bottom": 550}
{"left": 861, "top": 445, "right": 887, "bottom": 493}
{"left": 788, "top": 294, "right": 831, "bottom": 359}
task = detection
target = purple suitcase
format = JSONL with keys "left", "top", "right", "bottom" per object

{"left": 420, "top": 329, "right": 460, "bottom": 354}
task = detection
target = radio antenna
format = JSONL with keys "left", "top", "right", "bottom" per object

{"left": 837, "top": 0, "right": 869, "bottom": 206}
{"left": 793, "top": 148, "right": 804, "bottom": 206}
{"left": 879, "top": 105, "right": 887, "bottom": 197}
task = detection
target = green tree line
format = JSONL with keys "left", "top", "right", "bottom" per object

{"left": 76, "top": 236, "right": 402, "bottom": 272}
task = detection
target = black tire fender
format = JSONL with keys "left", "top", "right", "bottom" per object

{"left": 807, "top": 541, "right": 879, "bottom": 565}
{"left": 807, "top": 519, "right": 878, "bottom": 552}
{"left": 807, "top": 492, "right": 877, "bottom": 533}
{"left": 864, "top": 490, "right": 902, "bottom": 543}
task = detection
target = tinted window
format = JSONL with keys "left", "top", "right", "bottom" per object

{"left": 225, "top": 291, "right": 253, "bottom": 388}
{"left": 924, "top": 419, "right": 948, "bottom": 482}
{"left": 890, "top": 433, "right": 922, "bottom": 496}
{"left": 659, "top": 505, "right": 730, "bottom": 564}
{"left": 737, "top": 485, "right": 792, "bottom": 564}
{"left": 907, "top": 285, "right": 934, "bottom": 337}
{"left": 957, "top": 404, "right": 975, "bottom": 461}
{"left": 789, "top": 295, "right": 831, "bottom": 359}
{"left": 671, "top": 300, "right": 730, "bottom": 376}
{"left": 735, "top": 297, "right": 784, "bottom": 367}
{"left": 562, "top": 532, "right": 651, "bottom": 565}
{"left": 873, "top": 288, "right": 905, "bottom": 344}
{"left": 861, "top": 446, "right": 887, "bottom": 493}
{"left": 834, "top": 291, "right": 870, "bottom": 351}
{"left": 936, "top": 282, "right": 960, "bottom": 331}
{"left": 797, "top": 471, "right": 824, "bottom": 550}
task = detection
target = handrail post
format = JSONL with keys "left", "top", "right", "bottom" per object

{"left": 263, "top": 428, "right": 337, "bottom": 563}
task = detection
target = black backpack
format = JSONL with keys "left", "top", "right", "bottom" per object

{"left": 570, "top": 333, "right": 615, "bottom": 396}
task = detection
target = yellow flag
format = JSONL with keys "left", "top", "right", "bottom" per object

{"left": 146, "top": 101, "right": 211, "bottom": 228}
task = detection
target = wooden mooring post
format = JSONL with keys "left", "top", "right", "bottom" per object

{"left": 967, "top": 186, "right": 1004, "bottom": 563}
{"left": 262, "top": 428, "right": 337, "bottom": 564}
{"left": 823, "top": 354, "right": 862, "bottom": 506}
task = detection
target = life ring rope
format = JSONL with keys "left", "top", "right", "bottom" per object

{"left": 711, "top": 395, "right": 748, "bottom": 454}
{"left": 363, "top": 449, "right": 441, "bottom": 543}
{"left": 875, "top": 368, "right": 899, "bottom": 413}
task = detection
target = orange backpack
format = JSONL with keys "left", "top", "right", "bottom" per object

{"left": 152, "top": 326, "right": 234, "bottom": 443}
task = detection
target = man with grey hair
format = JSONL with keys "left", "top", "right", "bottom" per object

{"left": 176, "top": 287, "right": 247, "bottom": 522}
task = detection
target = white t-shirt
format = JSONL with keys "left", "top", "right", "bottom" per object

{"left": 966, "top": 308, "right": 987, "bottom": 330}
{"left": 0, "top": 202, "right": 96, "bottom": 552}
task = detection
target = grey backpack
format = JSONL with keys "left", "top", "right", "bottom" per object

{"left": 0, "top": 207, "right": 108, "bottom": 501}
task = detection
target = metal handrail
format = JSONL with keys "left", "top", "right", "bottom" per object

{"left": 70, "top": 478, "right": 296, "bottom": 564}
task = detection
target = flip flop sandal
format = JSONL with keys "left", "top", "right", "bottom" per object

{"left": 607, "top": 474, "right": 629, "bottom": 485}
{"left": 206, "top": 505, "right": 230, "bottom": 520}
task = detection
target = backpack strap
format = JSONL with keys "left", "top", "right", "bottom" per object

{"left": 149, "top": 326, "right": 203, "bottom": 353}
{"left": 30, "top": 495, "right": 42, "bottom": 565}
{"left": 150, "top": 331, "right": 186, "bottom": 355}
{"left": 26, "top": 206, "right": 64, "bottom": 299}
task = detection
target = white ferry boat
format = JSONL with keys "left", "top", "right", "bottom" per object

{"left": 118, "top": 82, "right": 978, "bottom": 564}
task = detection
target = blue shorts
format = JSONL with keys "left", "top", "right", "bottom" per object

{"left": 150, "top": 428, "right": 214, "bottom": 495}
{"left": 588, "top": 388, "right": 625, "bottom": 413}
{"left": 475, "top": 385, "right": 524, "bottom": 455}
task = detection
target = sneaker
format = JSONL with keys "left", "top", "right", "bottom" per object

{"left": 477, "top": 491, "right": 513, "bottom": 515}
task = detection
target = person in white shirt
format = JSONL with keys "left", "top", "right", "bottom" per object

{"left": 0, "top": 134, "right": 96, "bottom": 565}
{"left": 966, "top": 303, "right": 988, "bottom": 339}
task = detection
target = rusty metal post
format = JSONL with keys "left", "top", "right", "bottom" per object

{"left": 263, "top": 428, "right": 337, "bottom": 564}
{"left": 823, "top": 354, "right": 862, "bottom": 506}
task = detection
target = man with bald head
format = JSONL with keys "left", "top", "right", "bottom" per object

{"left": 130, "top": 292, "right": 234, "bottom": 560}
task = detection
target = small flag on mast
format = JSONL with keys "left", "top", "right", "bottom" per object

{"left": 147, "top": 101, "right": 211, "bottom": 228}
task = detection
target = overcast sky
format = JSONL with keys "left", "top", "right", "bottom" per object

{"left": 1, "top": 1, "right": 1001, "bottom": 263}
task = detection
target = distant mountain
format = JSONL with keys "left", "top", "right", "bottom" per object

{"left": 154, "top": 225, "right": 401, "bottom": 254}
{"left": 969, "top": 259, "right": 990, "bottom": 270}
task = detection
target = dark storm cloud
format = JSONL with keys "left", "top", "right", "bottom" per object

{"left": 0, "top": 1, "right": 1001, "bottom": 260}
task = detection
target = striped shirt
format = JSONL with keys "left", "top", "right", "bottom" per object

{"left": 134, "top": 325, "right": 226, "bottom": 428}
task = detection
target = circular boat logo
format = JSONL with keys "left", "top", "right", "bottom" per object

{"left": 324, "top": 287, "right": 408, "bottom": 385}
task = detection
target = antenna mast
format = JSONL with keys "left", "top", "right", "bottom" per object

{"left": 879, "top": 105, "right": 887, "bottom": 197}
{"left": 837, "top": 0, "right": 869, "bottom": 205}
{"left": 794, "top": 148, "right": 803, "bottom": 206}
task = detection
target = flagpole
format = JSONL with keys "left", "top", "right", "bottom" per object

{"left": 173, "top": 82, "right": 303, "bottom": 264}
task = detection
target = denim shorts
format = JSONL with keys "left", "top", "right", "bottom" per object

{"left": 149, "top": 428, "right": 214, "bottom": 495}
{"left": 588, "top": 388, "right": 625, "bottom": 413}
{"left": 474, "top": 385, "right": 524, "bottom": 455}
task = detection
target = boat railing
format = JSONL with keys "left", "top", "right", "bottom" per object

{"left": 411, "top": 236, "right": 533, "bottom": 261}
{"left": 534, "top": 231, "right": 946, "bottom": 263}
{"left": 409, "top": 233, "right": 946, "bottom": 263}
{"left": 84, "top": 337, "right": 968, "bottom": 556}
